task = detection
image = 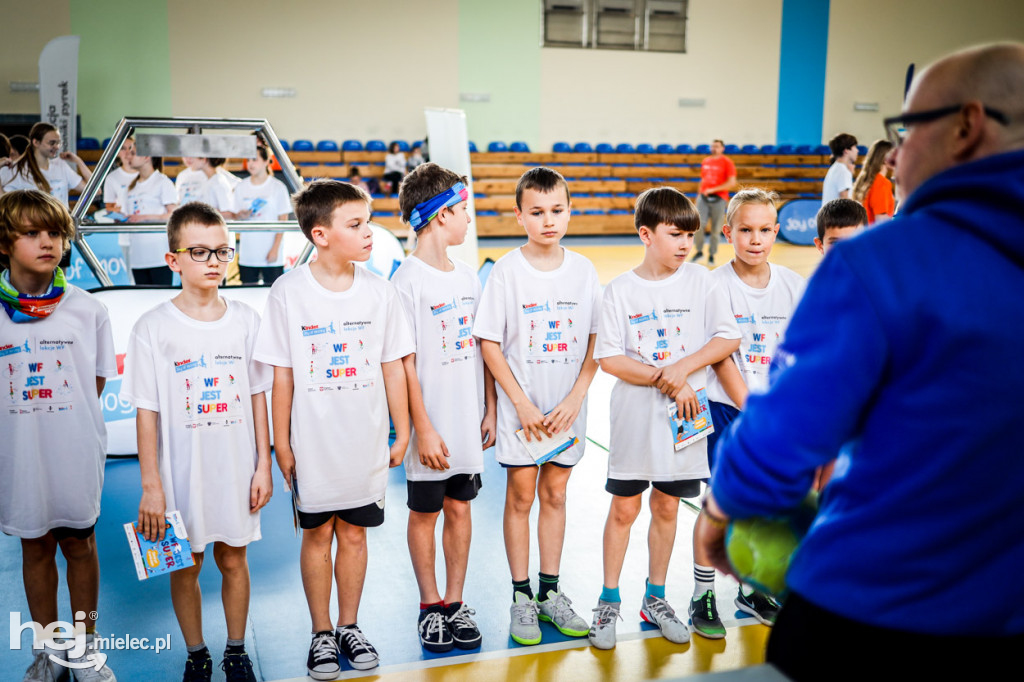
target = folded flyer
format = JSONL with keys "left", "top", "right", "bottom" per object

{"left": 516, "top": 426, "right": 579, "bottom": 465}
{"left": 668, "top": 387, "right": 715, "bottom": 451}
{"left": 124, "top": 510, "right": 196, "bottom": 580}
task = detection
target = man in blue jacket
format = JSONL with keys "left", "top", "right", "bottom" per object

{"left": 698, "top": 42, "right": 1024, "bottom": 678}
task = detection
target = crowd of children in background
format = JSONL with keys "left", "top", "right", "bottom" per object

{"left": 1, "top": 142, "right": 876, "bottom": 681}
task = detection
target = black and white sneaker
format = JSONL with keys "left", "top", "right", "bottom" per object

{"left": 306, "top": 631, "right": 340, "bottom": 681}
{"left": 735, "top": 589, "right": 779, "bottom": 626}
{"left": 418, "top": 604, "right": 454, "bottom": 653}
{"left": 445, "top": 602, "right": 482, "bottom": 650}
{"left": 335, "top": 624, "right": 379, "bottom": 671}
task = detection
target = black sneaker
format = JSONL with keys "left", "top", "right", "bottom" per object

{"left": 735, "top": 589, "right": 779, "bottom": 626}
{"left": 220, "top": 652, "right": 257, "bottom": 682}
{"left": 306, "top": 630, "right": 340, "bottom": 681}
{"left": 336, "top": 624, "right": 380, "bottom": 671}
{"left": 445, "top": 601, "right": 482, "bottom": 650}
{"left": 688, "top": 590, "right": 726, "bottom": 639}
{"left": 182, "top": 651, "right": 213, "bottom": 682}
{"left": 708, "top": 255, "right": 715, "bottom": 265}
{"left": 690, "top": 251, "right": 704, "bottom": 262}
{"left": 418, "top": 604, "right": 454, "bottom": 653}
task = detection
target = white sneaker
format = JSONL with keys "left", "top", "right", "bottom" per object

{"left": 588, "top": 600, "right": 621, "bottom": 650}
{"left": 23, "top": 642, "right": 68, "bottom": 682}
{"left": 67, "top": 636, "right": 116, "bottom": 682}
{"left": 641, "top": 595, "right": 690, "bottom": 644}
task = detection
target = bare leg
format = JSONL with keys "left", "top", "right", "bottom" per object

{"left": 503, "top": 467, "right": 539, "bottom": 581}
{"left": 213, "top": 543, "right": 250, "bottom": 642}
{"left": 169, "top": 552, "right": 206, "bottom": 647}
{"left": 21, "top": 534, "right": 59, "bottom": 639}
{"left": 334, "top": 518, "right": 367, "bottom": 627}
{"left": 408, "top": 509, "right": 442, "bottom": 604}
{"left": 441, "top": 498, "right": 472, "bottom": 604}
{"left": 300, "top": 521, "right": 336, "bottom": 632}
{"left": 602, "top": 494, "right": 642, "bottom": 590}
{"left": 649, "top": 488, "right": 680, "bottom": 586}
{"left": 536, "top": 464, "right": 572, "bottom": 575}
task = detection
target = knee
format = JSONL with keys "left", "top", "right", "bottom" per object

{"left": 538, "top": 484, "right": 566, "bottom": 511}
{"left": 336, "top": 522, "right": 366, "bottom": 547}
{"left": 442, "top": 498, "right": 470, "bottom": 524}
{"left": 57, "top": 535, "right": 96, "bottom": 563}
{"left": 609, "top": 498, "right": 642, "bottom": 527}
{"left": 649, "top": 493, "right": 679, "bottom": 522}
{"left": 506, "top": 487, "right": 535, "bottom": 515}
{"left": 214, "top": 546, "right": 248, "bottom": 575}
{"left": 303, "top": 522, "right": 335, "bottom": 548}
{"left": 21, "top": 535, "right": 58, "bottom": 563}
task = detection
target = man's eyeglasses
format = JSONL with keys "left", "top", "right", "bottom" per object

{"left": 883, "top": 104, "right": 1009, "bottom": 146}
{"left": 174, "top": 246, "right": 235, "bottom": 263}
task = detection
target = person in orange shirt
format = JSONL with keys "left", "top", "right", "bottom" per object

{"left": 690, "top": 139, "right": 738, "bottom": 265}
{"left": 852, "top": 139, "right": 895, "bottom": 224}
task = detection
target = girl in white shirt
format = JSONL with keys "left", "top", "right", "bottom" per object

{"left": 103, "top": 136, "right": 138, "bottom": 211}
{"left": 0, "top": 122, "right": 91, "bottom": 207}
{"left": 118, "top": 153, "right": 178, "bottom": 285}
{"left": 235, "top": 147, "right": 290, "bottom": 284}
{"left": 382, "top": 142, "right": 406, "bottom": 196}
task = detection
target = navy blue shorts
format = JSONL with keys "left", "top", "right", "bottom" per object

{"left": 707, "top": 400, "right": 741, "bottom": 475}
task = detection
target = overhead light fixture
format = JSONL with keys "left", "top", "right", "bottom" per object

{"left": 261, "top": 87, "right": 297, "bottom": 98}
{"left": 460, "top": 92, "right": 491, "bottom": 103}
{"left": 853, "top": 102, "right": 879, "bottom": 112}
{"left": 9, "top": 81, "right": 40, "bottom": 93}
{"left": 678, "top": 97, "right": 706, "bottom": 108}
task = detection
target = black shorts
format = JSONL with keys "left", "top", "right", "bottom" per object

{"left": 605, "top": 478, "right": 702, "bottom": 499}
{"left": 37, "top": 525, "right": 96, "bottom": 542}
{"left": 297, "top": 501, "right": 384, "bottom": 530}
{"left": 500, "top": 460, "right": 574, "bottom": 469}
{"left": 407, "top": 473, "right": 482, "bottom": 514}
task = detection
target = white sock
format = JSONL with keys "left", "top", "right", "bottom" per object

{"left": 693, "top": 564, "right": 716, "bottom": 599}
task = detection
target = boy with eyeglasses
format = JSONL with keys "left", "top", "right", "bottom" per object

{"left": 122, "top": 202, "right": 273, "bottom": 682}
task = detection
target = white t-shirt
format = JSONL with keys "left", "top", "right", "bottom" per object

{"left": 391, "top": 256, "right": 485, "bottom": 481}
{"left": 103, "top": 166, "right": 138, "bottom": 205}
{"left": 0, "top": 286, "right": 117, "bottom": 538}
{"left": 594, "top": 265, "right": 740, "bottom": 481}
{"left": 235, "top": 175, "right": 290, "bottom": 267}
{"left": 121, "top": 300, "right": 271, "bottom": 552}
{"left": 199, "top": 172, "right": 236, "bottom": 213}
{"left": 118, "top": 172, "right": 177, "bottom": 269}
{"left": 254, "top": 264, "right": 414, "bottom": 512}
{"left": 821, "top": 162, "right": 853, "bottom": 205}
{"left": 472, "top": 248, "right": 600, "bottom": 466}
{"left": 175, "top": 167, "right": 205, "bottom": 205}
{"left": 0, "top": 158, "right": 82, "bottom": 207}
{"left": 706, "top": 262, "right": 806, "bottom": 408}
{"left": 218, "top": 166, "right": 241, "bottom": 189}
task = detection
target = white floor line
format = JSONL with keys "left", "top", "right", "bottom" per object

{"left": 268, "top": 617, "right": 755, "bottom": 682}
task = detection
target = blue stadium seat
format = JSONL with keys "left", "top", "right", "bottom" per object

{"left": 609, "top": 209, "right": 631, "bottom": 215}
{"left": 696, "top": 144, "right": 712, "bottom": 154}
{"left": 857, "top": 145, "right": 868, "bottom": 156}
{"left": 316, "top": 140, "right": 339, "bottom": 152}
{"left": 392, "top": 140, "right": 410, "bottom": 152}
{"left": 741, "top": 144, "right": 760, "bottom": 154}
{"left": 366, "top": 140, "right": 386, "bottom": 152}
{"left": 292, "top": 139, "right": 314, "bottom": 152}
{"left": 573, "top": 142, "right": 593, "bottom": 153}
{"left": 636, "top": 143, "right": 655, "bottom": 154}
{"left": 488, "top": 141, "right": 508, "bottom": 152}
{"left": 596, "top": 143, "right": 615, "bottom": 154}
{"left": 101, "top": 137, "right": 112, "bottom": 149}
{"left": 676, "top": 144, "right": 694, "bottom": 154}
{"left": 760, "top": 144, "right": 777, "bottom": 154}
{"left": 615, "top": 143, "right": 635, "bottom": 154}
{"left": 77, "top": 138, "right": 100, "bottom": 150}
{"left": 279, "top": 140, "right": 290, "bottom": 151}
{"left": 777, "top": 144, "right": 795, "bottom": 154}
{"left": 815, "top": 144, "right": 830, "bottom": 155}
{"left": 795, "top": 144, "right": 813, "bottom": 154}
{"left": 583, "top": 209, "right": 605, "bottom": 215}
{"left": 724, "top": 144, "right": 740, "bottom": 154}
{"left": 341, "top": 140, "right": 362, "bottom": 151}
{"left": 468, "top": 141, "right": 478, "bottom": 152}
{"left": 553, "top": 142, "right": 572, "bottom": 153}
{"left": 509, "top": 141, "right": 530, "bottom": 153}
{"left": 656, "top": 144, "right": 675, "bottom": 154}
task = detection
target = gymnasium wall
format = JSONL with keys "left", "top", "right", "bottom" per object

{"left": 2, "top": 0, "right": 1024, "bottom": 148}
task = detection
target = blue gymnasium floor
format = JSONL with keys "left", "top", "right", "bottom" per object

{"left": 0, "top": 372, "right": 761, "bottom": 681}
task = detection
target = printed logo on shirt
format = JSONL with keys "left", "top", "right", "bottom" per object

{"left": 525, "top": 315, "right": 580, "bottom": 364}
{"left": 0, "top": 340, "right": 30, "bottom": 358}
{"left": 628, "top": 309, "right": 659, "bottom": 325}
{"left": 301, "top": 322, "right": 336, "bottom": 337}
{"left": 181, "top": 369, "right": 246, "bottom": 430}
{"left": 173, "top": 355, "right": 207, "bottom": 373}
{"left": 214, "top": 354, "right": 242, "bottom": 366}
{"left": 6, "top": 348, "right": 75, "bottom": 413}
{"left": 521, "top": 302, "right": 550, "bottom": 315}
{"left": 430, "top": 299, "right": 457, "bottom": 316}
{"left": 555, "top": 300, "right": 579, "bottom": 311}
{"left": 305, "top": 321, "right": 376, "bottom": 391}
{"left": 735, "top": 313, "right": 756, "bottom": 325}
{"left": 38, "top": 339, "right": 74, "bottom": 351}
{"left": 435, "top": 298, "right": 476, "bottom": 365}
{"left": 662, "top": 307, "right": 690, "bottom": 318}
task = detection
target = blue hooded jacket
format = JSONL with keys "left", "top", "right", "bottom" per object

{"left": 711, "top": 148, "right": 1024, "bottom": 635}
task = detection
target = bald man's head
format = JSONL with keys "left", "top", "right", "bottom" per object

{"left": 893, "top": 42, "right": 1024, "bottom": 202}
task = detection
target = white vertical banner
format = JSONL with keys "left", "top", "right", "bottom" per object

{"left": 424, "top": 107, "right": 477, "bottom": 268}
{"left": 39, "top": 35, "right": 81, "bottom": 154}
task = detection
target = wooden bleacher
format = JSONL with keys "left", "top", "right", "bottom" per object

{"left": 78, "top": 148, "right": 846, "bottom": 237}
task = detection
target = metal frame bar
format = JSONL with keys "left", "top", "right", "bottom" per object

{"left": 71, "top": 116, "right": 308, "bottom": 287}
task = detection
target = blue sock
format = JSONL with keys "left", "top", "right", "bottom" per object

{"left": 600, "top": 586, "right": 621, "bottom": 603}
{"left": 646, "top": 581, "right": 666, "bottom": 599}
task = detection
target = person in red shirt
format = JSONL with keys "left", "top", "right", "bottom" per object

{"left": 691, "top": 140, "right": 738, "bottom": 265}
{"left": 852, "top": 139, "right": 895, "bottom": 224}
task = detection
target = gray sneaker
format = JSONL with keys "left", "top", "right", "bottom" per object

{"left": 67, "top": 636, "right": 116, "bottom": 682}
{"left": 641, "top": 595, "right": 690, "bottom": 644}
{"left": 509, "top": 592, "right": 542, "bottom": 645}
{"left": 23, "top": 649, "right": 67, "bottom": 682}
{"left": 537, "top": 589, "right": 590, "bottom": 637}
{"left": 588, "top": 600, "right": 621, "bottom": 650}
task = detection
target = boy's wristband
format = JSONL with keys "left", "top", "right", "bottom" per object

{"left": 700, "top": 497, "right": 729, "bottom": 529}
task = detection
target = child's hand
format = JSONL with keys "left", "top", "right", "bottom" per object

{"left": 126, "top": 214, "right": 147, "bottom": 223}
{"left": 267, "top": 245, "right": 279, "bottom": 263}
{"left": 389, "top": 440, "right": 407, "bottom": 468}
{"left": 59, "top": 151, "right": 82, "bottom": 164}
{"left": 656, "top": 361, "right": 692, "bottom": 399}
{"left": 417, "top": 428, "right": 450, "bottom": 471}
{"left": 545, "top": 393, "right": 583, "bottom": 435}
{"left": 674, "top": 384, "right": 699, "bottom": 422}
{"left": 480, "top": 409, "right": 497, "bottom": 450}
{"left": 250, "top": 466, "right": 273, "bottom": 512}
{"left": 276, "top": 447, "right": 296, "bottom": 487}
{"left": 236, "top": 209, "right": 252, "bottom": 220}
{"left": 515, "top": 400, "right": 550, "bottom": 442}
{"left": 138, "top": 487, "right": 167, "bottom": 542}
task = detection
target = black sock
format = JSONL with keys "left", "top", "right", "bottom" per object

{"left": 225, "top": 642, "right": 245, "bottom": 657}
{"left": 187, "top": 645, "right": 211, "bottom": 662}
{"left": 538, "top": 572, "right": 559, "bottom": 601}
{"left": 513, "top": 578, "right": 533, "bottom": 600}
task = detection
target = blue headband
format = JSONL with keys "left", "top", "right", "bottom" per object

{"left": 408, "top": 182, "right": 469, "bottom": 231}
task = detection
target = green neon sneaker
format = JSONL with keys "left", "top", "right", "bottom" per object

{"left": 537, "top": 589, "right": 589, "bottom": 637}
{"left": 509, "top": 592, "right": 542, "bottom": 645}
{"left": 688, "top": 590, "right": 726, "bottom": 639}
